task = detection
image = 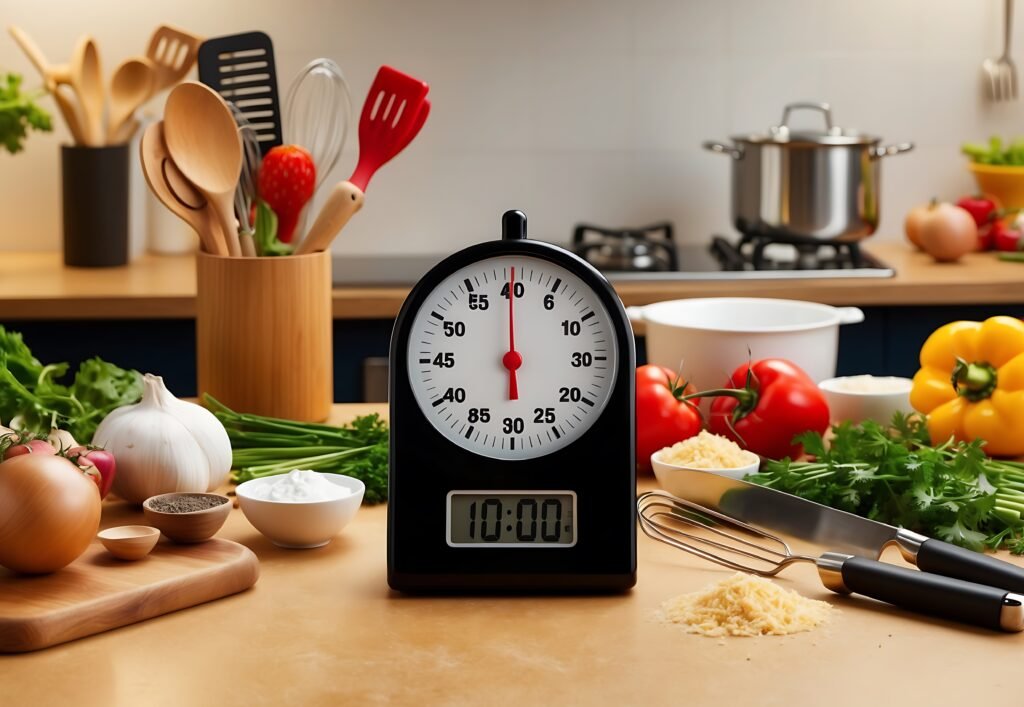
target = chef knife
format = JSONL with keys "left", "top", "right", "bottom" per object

{"left": 664, "top": 466, "right": 1024, "bottom": 593}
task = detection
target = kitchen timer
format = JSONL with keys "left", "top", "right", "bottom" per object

{"left": 388, "top": 210, "right": 636, "bottom": 591}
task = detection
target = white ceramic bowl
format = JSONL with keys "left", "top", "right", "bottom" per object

{"left": 236, "top": 473, "right": 365, "bottom": 549}
{"left": 650, "top": 447, "right": 760, "bottom": 485}
{"left": 818, "top": 375, "right": 914, "bottom": 425}
{"left": 628, "top": 298, "right": 864, "bottom": 399}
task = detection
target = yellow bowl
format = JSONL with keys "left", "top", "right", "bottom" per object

{"left": 968, "top": 163, "right": 1024, "bottom": 208}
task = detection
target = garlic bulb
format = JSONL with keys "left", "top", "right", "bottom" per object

{"left": 92, "top": 374, "right": 232, "bottom": 504}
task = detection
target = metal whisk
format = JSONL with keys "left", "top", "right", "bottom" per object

{"left": 638, "top": 490, "right": 1024, "bottom": 632}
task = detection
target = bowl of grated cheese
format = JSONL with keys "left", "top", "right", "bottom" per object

{"left": 651, "top": 430, "right": 760, "bottom": 484}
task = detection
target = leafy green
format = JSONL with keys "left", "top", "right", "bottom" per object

{"left": 252, "top": 199, "right": 292, "bottom": 257}
{"left": 962, "top": 135, "right": 1024, "bottom": 166}
{"left": 0, "top": 73, "right": 52, "bottom": 154}
{"left": 0, "top": 326, "right": 142, "bottom": 441}
{"left": 205, "top": 394, "right": 388, "bottom": 504}
{"left": 747, "top": 413, "right": 1024, "bottom": 553}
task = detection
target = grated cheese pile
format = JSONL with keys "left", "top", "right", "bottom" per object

{"left": 658, "top": 430, "right": 758, "bottom": 470}
{"left": 660, "top": 573, "right": 832, "bottom": 637}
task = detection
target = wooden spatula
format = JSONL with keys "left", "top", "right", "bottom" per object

{"left": 294, "top": 68, "right": 429, "bottom": 255}
{"left": 146, "top": 25, "right": 202, "bottom": 94}
{"left": 7, "top": 26, "right": 88, "bottom": 145}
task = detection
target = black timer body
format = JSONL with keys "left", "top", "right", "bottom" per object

{"left": 388, "top": 211, "right": 636, "bottom": 592}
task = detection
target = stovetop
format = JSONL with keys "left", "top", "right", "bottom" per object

{"left": 331, "top": 223, "right": 895, "bottom": 286}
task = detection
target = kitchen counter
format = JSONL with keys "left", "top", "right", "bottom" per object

{"left": 3, "top": 403, "right": 1020, "bottom": 706}
{"left": 2, "top": 243, "right": 1024, "bottom": 321}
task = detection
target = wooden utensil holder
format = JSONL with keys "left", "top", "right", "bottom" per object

{"left": 197, "top": 252, "right": 332, "bottom": 421}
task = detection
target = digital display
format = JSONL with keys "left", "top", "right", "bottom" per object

{"left": 447, "top": 491, "right": 576, "bottom": 547}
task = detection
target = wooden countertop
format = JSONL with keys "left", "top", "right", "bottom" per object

{"left": 1, "top": 243, "right": 1023, "bottom": 321}
{"left": 3, "top": 404, "right": 1020, "bottom": 706}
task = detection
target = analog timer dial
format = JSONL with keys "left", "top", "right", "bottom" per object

{"left": 406, "top": 255, "right": 619, "bottom": 460}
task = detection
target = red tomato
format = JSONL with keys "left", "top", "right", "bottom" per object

{"left": 956, "top": 195, "right": 999, "bottom": 229}
{"left": 702, "top": 359, "right": 830, "bottom": 460}
{"left": 635, "top": 365, "right": 701, "bottom": 473}
{"left": 992, "top": 218, "right": 1023, "bottom": 252}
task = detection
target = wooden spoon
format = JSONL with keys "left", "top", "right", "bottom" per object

{"left": 107, "top": 57, "right": 155, "bottom": 143}
{"left": 162, "top": 82, "right": 243, "bottom": 257}
{"left": 7, "top": 26, "right": 88, "bottom": 145}
{"left": 47, "top": 36, "right": 104, "bottom": 146}
{"left": 139, "top": 121, "right": 227, "bottom": 255}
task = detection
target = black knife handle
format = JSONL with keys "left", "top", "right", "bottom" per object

{"left": 839, "top": 556, "right": 1012, "bottom": 631}
{"left": 914, "top": 538, "right": 1024, "bottom": 593}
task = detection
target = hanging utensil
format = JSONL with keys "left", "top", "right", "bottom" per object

{"left": 8, "top": 26, "right": 88, "bottom": 145}
{"left": 107, "top": 57, "right": 156, "bottom": 143}
{"left": 146, "top": 25, "right": 202, "bottom": 94}
{"left": 45, "top": 35, "right": 104, "bottom": 146}
{"left": 162, "top": 82, "right": 244, "bottom": 257}
{"left": 197, "top": 31, "right": 282, "bottom": 156}
{"left": 139, "top": 121, "right": 226, "bottom": 255}
{"left": 294, "top": 67, "right": 429, "bottom": 255}
{"left": 638, "top": 491, "right": 1024, "bottom": 632}
{"left": 230, "top": 103, "right": 261, "bottom": 257}
{"left": 983, "top": 0, "right": 1018, "bottom": 101}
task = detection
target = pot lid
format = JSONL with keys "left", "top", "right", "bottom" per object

{"left": 735, "top": 102, "right": 879, "bottom": 146}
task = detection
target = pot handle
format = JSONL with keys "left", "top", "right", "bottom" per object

{"left": 625, "top": 305, "right": 646, "bottom": 322}
{"left": 780, "top": 102, "right": 834, "bottom": 132}
{"left": 702, "top": 141, "right": 742, "bottom": 159}
{"left": 836, "top": 306, "right": 865, "bottom": 325}
{"left": 872, "top": 142, "right": 914, "bottom": 158}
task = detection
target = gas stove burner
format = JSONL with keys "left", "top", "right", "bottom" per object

{"left": 572, "top": 222, "right": 677, "bottom": 272}
{"left": 714, "top": 231, "right": 871, "bottom": 272}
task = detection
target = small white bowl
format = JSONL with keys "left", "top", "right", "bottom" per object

{"left": 235, "top": 473, "right": 365, "bottom": 549}
{"left": 650, "top": 448, "right": 760, "bottom": 487}
{"left": 818, "top": 375, "right": 914, "bottom": 425}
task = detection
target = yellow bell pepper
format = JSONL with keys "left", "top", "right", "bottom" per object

{"left": 911, "top": 315, "right": 1024, "bottom": 457}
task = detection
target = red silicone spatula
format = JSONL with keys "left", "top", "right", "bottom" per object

{"left": 295, "top": 67, "right": 429, "bottom": 254}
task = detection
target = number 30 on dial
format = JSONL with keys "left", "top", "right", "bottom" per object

{"left": 407, "top": 255, "right": 618, "bottom": 460}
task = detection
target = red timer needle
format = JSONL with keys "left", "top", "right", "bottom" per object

{"left": 502, "top": 266, "right": 523, "bottom": 400}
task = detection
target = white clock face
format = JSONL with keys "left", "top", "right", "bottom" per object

{"left": 406, "top": 254, "right": 619, "bottom": 460}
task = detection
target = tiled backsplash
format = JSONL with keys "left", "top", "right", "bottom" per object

{"left": 1, "top": 0, "right": 1021, "bottom": 255}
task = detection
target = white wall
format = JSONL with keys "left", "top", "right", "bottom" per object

{"left": 0, "top": 0, "right": 1021, "bottom": 255}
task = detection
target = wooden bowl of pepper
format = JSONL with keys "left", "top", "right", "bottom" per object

{"left": 142, "top": 493, "right": 231, "bottom": 543}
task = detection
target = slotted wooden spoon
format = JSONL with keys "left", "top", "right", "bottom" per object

{"left": 146, "top": 25, "right": 202, "bottom": 94}
{"left": 295, "top": 67, "right": 429, "bottom": 255}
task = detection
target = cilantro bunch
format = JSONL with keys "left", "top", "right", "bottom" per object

{"left": 748, "top": 413, "right": 1024, "bottom": 554}
{"left": 0, "top": 326, "right": 143, "bottom": 441}
{"left": 0, "top": 73, "right": 52, "bottom": 154}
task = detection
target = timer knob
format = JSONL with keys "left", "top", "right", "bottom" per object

{"left": 502, "top": 210, "right": 527, "bottom": 241}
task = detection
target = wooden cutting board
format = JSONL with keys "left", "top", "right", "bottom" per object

{"left": 0, "top": 537, "right": 259, "bottom": 653}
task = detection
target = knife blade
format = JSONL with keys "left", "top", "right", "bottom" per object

{"left": 662, "top": 466, "right": 1024, "bottom": 593}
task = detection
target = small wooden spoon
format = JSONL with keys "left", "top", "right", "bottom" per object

{"left": 139, "top": 122, "right": 227, "bottom": 255}
{"left": 107, "top": 57, "right": 155, "bottom": 143}
{"left": 162, "top": 82, "right": 243, "bottom": 257}
{"left": 48, "top": 36, "right": 104, "bottom": 146}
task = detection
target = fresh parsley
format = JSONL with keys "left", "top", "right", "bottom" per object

{"left": 0, "top": 73, "right": 52, "bottom": 154}
{"left": 747, "top": 413, "right": 1024, "bottom": 553}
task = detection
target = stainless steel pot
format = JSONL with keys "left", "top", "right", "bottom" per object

{"left": 703, "top": 102, "right": 913, "bottom": 242}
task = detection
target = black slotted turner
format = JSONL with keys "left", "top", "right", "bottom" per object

{"left": 197, "top": 31, "right": 282, "bottom": 156}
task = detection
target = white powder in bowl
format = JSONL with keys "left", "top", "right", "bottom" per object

{"left": 250, "top": 469, "right": 351, "bottom": 502}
